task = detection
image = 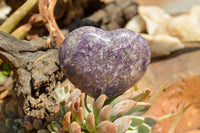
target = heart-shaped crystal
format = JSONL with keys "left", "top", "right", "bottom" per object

{"left": 59, "top": 26, "right": 150, "bottom": 99}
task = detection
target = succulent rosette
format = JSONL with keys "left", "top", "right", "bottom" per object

{"left": 57, "top": 83, "right": 157, "bottom": 133}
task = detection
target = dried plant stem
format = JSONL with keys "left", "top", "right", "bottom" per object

{"left": 11, "top": 23, "right": 32, "bottom": 40}
{"left": 142, "top": 82, "right": 167, "bottom": 116}
{"left": 39, "top": 0, "right": 65, "bottom": 47}
{"left": 11, "top": 14, "right": 42, "bottom": 40}
{"left": 168, "top": 100, "right": 199, "bottom": 133}
{"left": 0, "top": 0, "right": 39, "bottom": 33}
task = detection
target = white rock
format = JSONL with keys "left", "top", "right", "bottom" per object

{"left": 138, "top": 6, "right": 172, "bottom": 35}
{"left": 141, "top": 34, "right": 185, "bottom": 58}
{"left": 125, "top": 15, "right": 146, "bottom": 33}
{"left": 168, "top": 5, "right": 200, "bottom": 42}
{"left": 0, "top": 6, "right": 11, "bottom": 20}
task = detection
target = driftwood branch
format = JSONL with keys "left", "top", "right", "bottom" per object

{"left": 0, "top": 31, "right": 63, "bottom": 118}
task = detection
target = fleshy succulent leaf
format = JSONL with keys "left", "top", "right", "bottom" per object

{"left": 138, "top": 123, "right": 152, "bottom": 133}
{"left": 97, "top": 105, "right": 112, "bottom": 124}
{"left": 113, "top": 116, "right": 132, "bottom": 133}
{"left": 144, "top": 116, "right": 158, "bottom": 128}
{"left": 63, "top": 111, "right": 71, "bottom": 131}
{"left": 69, "top": 122, "right": 81, "bottom": 133}
{"left": 93, "top": 94, "right": 107, "bottom": 122}
{"left": 80, "top": 93, "right": 85, "bottom": 109}
{"left": 95, "top": 121, "right": 116, "bottom": 133}
{"left": 75, "top": 107, "right": 84, "bottom": 126}
{"left": 86, "top": 112, "right": 95, "bottom": 132}
{"left": 110, "top": 99, "right": 136, "bottom": 121}
{"left": 132, "top": 89, "right": 151, "bottom": 102}
{"left": 71, "top": 97, "right": 81, "bottom": 118}
{"left": 130, "top": 116, "right": 144, "bottom": 127}
{"left": 50, "top": 121, "right": 61, "bottom": 132}
{"left": 125, "top": 102, "right": 151, "bottom": 116}
{"left": 110, "top": 89, "right": 150, "bottom": 106}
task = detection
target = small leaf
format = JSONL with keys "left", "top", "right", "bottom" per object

{"left": 138, "top": 123, "right": 152, "bottom": 133}
{"left": 97, "top": 105, "right": 112, "bottom": 124}
{"left": 71, "top": 97, "right": 81, "bottom": 118}
{"left": 113, "top": 116, "right": 132, "bottom": 133}
{"left": 80, "top": 93, "right": 85, "bottom": 109}
{"left": 51, "top": 121, "right": 61, "bottom": 132}
{"left": 110, "top": 91, "right": 142, "bottom": 106}
{"left": 93, "top": 94, "right": 107, "bottom": 121}
{"left": 132, "top": 89, "right": 151, "bottom": 102}
{"left": 131, "top": 116, "right": 144, "bottom": 127}
{"left": 63, "top": 111, "right": 71, "bottom": 131}
{"left": 86, "top": 112, "right": 95, "bottom": 132}
{"left": 110, "top": 89, "right": 150, "bottom": 106}
{"left": 95, "top": 121, "right": 116, "bottom": 133}
{"left": 110, "top": 99, "right": 136, "bottom": 121}
{"left": 76, "top": 107, "right": 84, "bottom": 126}
{"left": 126, "top": 102, "right": 151, "bottom": 116}
{"left": 69, "top": 122, "right": 81, "bottom": 133}
{"left": 144, "top": 116, "right": 158, "bottom": 128}
{"left": 67, "top": 89, "right": 82, "bottom": 107}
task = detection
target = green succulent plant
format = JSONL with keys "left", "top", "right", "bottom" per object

{"left": 54, "top": 83, "right": 157, "bottom": 133}
{"left": 0, "top": 83, "right": 157, "bottom": 133}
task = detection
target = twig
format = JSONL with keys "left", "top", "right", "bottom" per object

{"left": 38, "top": 0, "right": 65, "bottom": 47}
{"left": 11, "top": 14, "right": 44, "bottom": 40}
{"left": 168, "top": 100, "right": 199, "bottom": 133}
{"left": 0, "top": 0, "right": 39, "bottom": 33}
{"left": 142, "top": 82, "right": 168, "bottom": 116}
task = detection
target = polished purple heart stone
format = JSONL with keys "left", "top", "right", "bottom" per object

{"left": 59, "top": 26, "right": 150, "bottom": 99}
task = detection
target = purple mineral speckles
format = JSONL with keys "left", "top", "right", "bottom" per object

{"left": 59, "top": 26, "right": 150, "bottom": 99}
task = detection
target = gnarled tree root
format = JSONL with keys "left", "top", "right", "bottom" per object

{"left": 0, "top": 31, "right": 63, "bottom": 118}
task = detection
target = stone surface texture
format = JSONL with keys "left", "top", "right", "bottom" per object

{"left": 59, "top": 26, "right": 150, "bottom": 99}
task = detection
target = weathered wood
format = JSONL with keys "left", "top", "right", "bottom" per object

{"left": 0, "top": 31, "right": 63, "bottom": 118}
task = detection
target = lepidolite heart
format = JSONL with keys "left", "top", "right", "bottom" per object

{"left": 59, "top": 26, "right": 150, "bottom": 99}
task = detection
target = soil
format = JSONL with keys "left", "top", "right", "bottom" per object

{"left": 148, "top": 75, "right": 200, "bottom": 133}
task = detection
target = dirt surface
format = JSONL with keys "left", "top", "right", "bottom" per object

{"left": 148, "top": 75, "right": 200, "bottom": 133}
{"left": 138, "top": 42, "right": 200, "bottom": 94}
